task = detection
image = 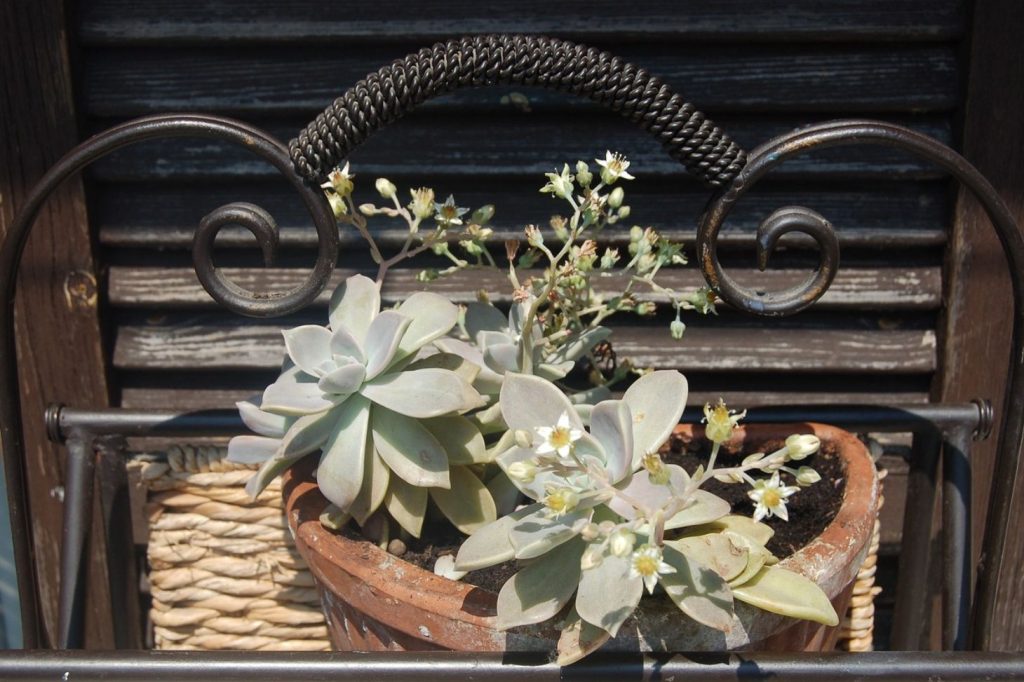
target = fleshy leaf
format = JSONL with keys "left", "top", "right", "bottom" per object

{"left": 667, "top": 533, "right": 749, "bottom": 582}
{"left": 548, "top": 327, "right": 612, "bottom": 364}
{"left": 622, "top": 371, "right": 688, "bottom": 468}
{"left": 262, "top": 370, "right": 337, "bottom": 416}
{"left": 455, "top": 504, "right": 539, "bottom": 571}
{"left": 317, "top": 362, "right": 366, "bottom": 395}
{"left": 383, "top": 475, "right": 428, "bottom": 538}
{"left": 664, "top": 491, "right": 732, "bottom": 530}
{"left": 315, "top": 395, "right": 371, "bottom": 510}
{"left": 281, "top": 409, "right": 338, "bottom": 458}
{"left": 329, "top": 325, "right": 365, "bottom": 364}
{"left": 329, "top": 274, "right": 380, "bottom": 343}
{"left": 430, "top": 466, "right": 497, "bottom": 534}
{"left": 465, "top": 301, "right": 509, "bottom": 341}
{"left": 371, "top": 406, "right": 451, "bottom": 489}
{"left": 575, "top": 551, "right": 643, "bottom": 637}
{"left": 363, "top": 310, "right": 412, "bottom": 380}
{"left": 486, "top": 469, "right": 522, "bottom": 517}
{"left": 434, "top": 338, "right": 504, "bottom": 395}
{"left": 407, "top": 352, "right": 481, "bottom": 387}
{"left": 484, "top": 343, "right": 520, "bottom": 374}
{"left": 589, "top": 400, "right": 633, "bottom": 483}
{"left": 495, "top": 538, "right": 584, "bottom": 630}
{"left": 347, "top": 446, "right": 390, "bottom": 525}
{"left": 661, "top": 545, "right": 735, "bottom": 633}
{"left": 226, "top": 435, "right": 281, "bottom": 464}
{"left": 509, "top": 506, "right": 589, "bottom": 559}
{"left": 282, "top": 325, "right": 334, "bottom": 377}
{"left": 556, "top": 606, "right": 613, "bottom": 666}
{"left": 607, "top": 465, "right": 689, "bottom": 521}
{"left": 691, "top": 515, "right": 775, "bottom": 547}
{"left": 237, "top": 398, "right": 290, "bottom": 438}
{"left": 722, "top": 531, "right": 772, "bottom": 587}
{"left": 499, "top": 373, "right": 582, "bottom": 434}
{"left": 395, "top": 292, "right": 459, "bottom": 358}
{"left": 423, "top": 416, "right": 488, "bottom": 465}
{"left": 362, "top": 368, "right": 484, "bottom": 418}
{"left": 730, "top": 566, "right": 839, "bottom": 626}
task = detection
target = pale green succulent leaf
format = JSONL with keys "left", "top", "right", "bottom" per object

{"left": 495, "top": 537, "right": 585, "bottom": 630}
{"left": 535, "top": 361, "right": 575, "bottom": 381}
{"left": 363, "top": 368, "right": 484, "bottom": 418}
{"left": 237, "top": 398, "right": 290, "bottom": 438}
{"left": 317, "top": 362, "right": 366, "bottom": 395}
{"left": 661, "top": 545, "right": 735, "bottom": 633}
{"left": 686, "top": 515, "right": 775, "bottom": 547}
{"left": 607, "top": 465, "right": 689, "bottom": 521}
{"left": 315, "top": 396, "right": 371, "bottom": 510}
{"left": 282, "top": 325, "right": 333, "bottom": 377}
{"left": 622, "top": 370, "right": 688, "bottom": 468}
{"left": 499, "top": 373, "right": 582, "bottom": 434}
{"left": 589, "top": 400, "right": 633, "bottom": 483}
{"left": 484, "top": 342, "right": 519, "bottom": 374}
{"left": 329, "top": 325, "right": 365, "bottom": 364}
{"left": 721, "top": 531, "right": 772, "bottom": 587}
{"left": 262, "top": 369, "right": 338, "bottom": 416}
{"left": 434, "top": 338, "right": 504, "bottom": 395}
{"left": 227, "top": 435, "right": 281, "bottom": 465}
{"left": 455, "top": 504, "right": 540, "bottom": 571}
{"left": 395, "top": 292, "right": 459, "bottom": 359}
{"left": 664, "top": 490, "right": 732, "bottom": 530}
{"left": 575, "top": 551, "right": 643, "bottom": 637}
{"left": 550, "top": 327, "right": 612, "bottom": 364}
{"left": 371, "top": 406, "right": 451, "bottom": 489}
{"left": 363, "top": 310, "right": 412, "bottom": 380}
{"left": 469, "top": 401, "right": 507, "bottom": 435}
{"left": 667, "top": 533, "right": 749, "bottom": 582}
{"left": 407, "top": 352, "right": 481, "bottom": 387}
{"left": 430, "top": 466, "right": 497, "bottom": 534}
{"left": 556, "top": 606, "right": 613, "bottom": 667}
{"left": 329, "top": 274, "right": 380, "bottom": 344}
{"left": 348, "top": 446, "right": 390, "bottom": 525}
{"left": 569, "top": 385, "right": 612, "bottom": 406}
{"left": 281, "top": 408, "right": 339, "bottom": 458}
{"left": 423, "top": 416, "right": 488, "bottom": 465}
{"left": 383, "top": 475, "right": 428, "bottom": 538}
{"left": 464, "top": 301, "right": 509, "bottom": 341}
{"left": 486, "top": 469, "right": 522, "bottom": 517}
{"left": 510, "top": 506, "right": 590, "bottom": 560}
{"left": 730, "top": 566, "right": 839, "bottom": 626}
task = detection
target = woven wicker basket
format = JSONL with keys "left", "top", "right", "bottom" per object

{"left": 131, "top": 445, "right": 330, "bottom": 651}
{"left": 133, "top": 446, "right": 882, "bottom": 652}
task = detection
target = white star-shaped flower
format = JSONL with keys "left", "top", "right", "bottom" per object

{"left": 596, "top": 151, "right": 635, "bottom": 183}
{"left": 629, "top": 544, "right": 676, "bottom": 593}
{"left": 535, "top": 411, "right": 583, "bottom": 458}
{"left": 748, "top": 471, "right": 801, "bottom": 522}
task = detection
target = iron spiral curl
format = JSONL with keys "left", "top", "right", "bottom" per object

{"left": 289, "top": 34, "right": 747, "bottom": 189}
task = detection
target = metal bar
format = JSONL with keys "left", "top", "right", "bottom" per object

{"left": 890, "top": 426, "right": 942, "bottom": 650}
{"left": 47, "top": 403, "right": 987, "bottom": 443}
{"left": 943, "top": 424, "right": 973, "bottom": 650}
{"left": 0, "top": 650, "right": 1022, "bottom": 681}
{"left": 56, "top": 432, "right": 95, "bottom": 649}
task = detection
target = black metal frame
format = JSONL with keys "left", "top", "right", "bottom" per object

{"left": 2, "top": 34, "right": 1024, "bottom": 678}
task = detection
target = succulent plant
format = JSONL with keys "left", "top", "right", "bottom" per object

{"left": 229, "top": 274, "right": 495, "bottom": 536}
{"left": 454, "top": 371, "right": 837, "bottom": 665}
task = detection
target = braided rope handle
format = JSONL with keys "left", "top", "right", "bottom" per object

{"left": 289, "top": 34, "right": 746, "bottom": 188}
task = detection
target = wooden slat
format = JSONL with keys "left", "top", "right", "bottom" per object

{"left": 93, "top": 181, "right": 951, "bottom": 248}
{"left": 85, "top": 114, "right": 953, "bottom": 182}
{"left": 106, "top": 265, "right": 942, "bottom": 311}
{"left": 111, "top": 316, "right": 936, "bottom": 372}
{"left": 78, "top": 0, "right": 966, "bottom": 44}
{"left": 80, "top": 44, "right": 958, "bottom": 116}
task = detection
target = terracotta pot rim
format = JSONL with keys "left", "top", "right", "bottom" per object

{"left": 283, "top": 421, "right": 878, "bottom": 644}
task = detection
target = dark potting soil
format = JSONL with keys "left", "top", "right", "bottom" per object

{"left": 375, "top": 434, "right": 845, "bottom": 593}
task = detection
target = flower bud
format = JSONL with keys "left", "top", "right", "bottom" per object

{"left": 795, "top": 466, "right": 822, "bottom": 486}
{"left": 670, "top": 319, "right": 686, "bottom": 340}
{"left": 608, "top": 528, "right": 636, "bottom": 557}
{"left": 409, "top": 187, "right": 435, "bottom": 220}
{"left": 575, "top": 161, "right": 593, "bottom": 187}
{"left": 580, "top": 545, "right": 604, "bottom": 570}
{"left": 514, "top": 429, "right": 533, "bottom": 449}
{"left": 579, "top": 522, "right": 601, "bottom": 541}
{"left": 617, "top": 206, "right": 631, "bottom": 219}
{"left": 598, "top": 520, "right": 616, "bottom": 536}
{"left": 608, "top": 187, "right": 625, "bottom": 209}
{"left": 525, "top": 225, "right": 544, "bottom": 248}
{"left": 507, "top": 459, "right": 537, "bottom": 484}
{"left": 375, "top": 178, "right": 397, "bottom": 199}
{"left": 785, "top": 434, "right": 821, "bottom": 461}
{"left": 326, "top": 192, "right": 347, "bottom": 218}
{"left": 600, "top": 248, "right": 620, "bottom": 270}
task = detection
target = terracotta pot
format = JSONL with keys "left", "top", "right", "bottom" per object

{"left": 282, "top": 422, "right": 878, "bottom": 653}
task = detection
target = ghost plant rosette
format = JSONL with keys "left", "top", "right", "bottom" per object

{"left": 228, "top": 151, "right": 837, "bottom": 661}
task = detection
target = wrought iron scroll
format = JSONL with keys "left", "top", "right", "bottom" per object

{"left": 0, "top": 114, "right": 338, "bottom": 646}
{"left": 696, "top": 119, "right": 1024, "bottom": 649}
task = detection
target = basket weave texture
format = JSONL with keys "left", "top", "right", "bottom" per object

{"left": 134, "top": 446, "right": 882, "bottom": 652}
{"left": 133, "top": 445, "right": 330, "bottom": 651}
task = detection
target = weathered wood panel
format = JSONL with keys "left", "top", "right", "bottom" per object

{"left": 937, "top": 0, "right": 1024, "bottom": 651}
{"left": 78, "top": 0, "right": 966, "bottom": 44}
{"left": 106, "top": 265, "right": 942, "bottom": 311}
{"left": 81, "top": 44, "right": 958, "bottom": 115}
{"left": 111, "top": 317, "right": 936, "bottom": 373}
{"left": 0, "top": 2, "right": 113, "bottom": 648}
{"left": 86, "top": 114, "right": 952, "bottom": 182}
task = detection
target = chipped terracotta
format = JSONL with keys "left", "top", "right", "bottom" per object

{"left": 283, "top": 422, "right": 878, "bottom": 654}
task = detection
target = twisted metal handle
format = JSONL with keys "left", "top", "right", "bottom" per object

{"left": 289, "top": 34, "right": 747, "bottom": 189}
